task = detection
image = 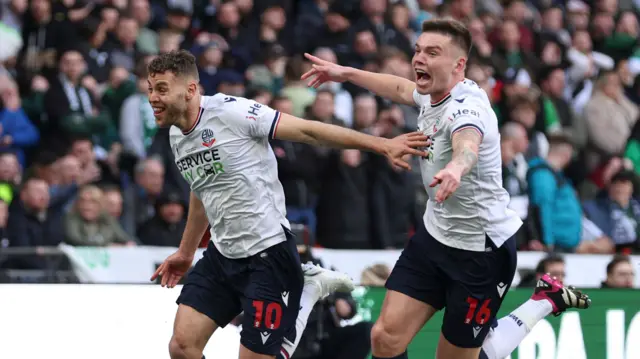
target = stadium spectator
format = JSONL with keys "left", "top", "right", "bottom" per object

{"left": 47, "top": 153, "right": 98, "bottom": 211}
{"left": 123, "top": 156, "right": 164, "bottom": 230}
{"left": 43, "top": 49, "right": 109, "bottom": 152}
{"left": 584, "top": 70, "right": 638, "bottom": 171}
{"left": 307, "top": 89, "right": 343, "bottom": 125}
{"left": 315, "top": 146, "right": 372, "bottom": 249}
{"left": 0, "top": 152, "right": 22, "bottom": 189}
{"left": 63, "top": 184, "right": 134, "bottom": 246}
{"left": 502, "top": 122, "right": 530, "bottom": 198}
{"left": 129, "top": 0, "right": 157, "bottom": 55}
{"left": 491, "top": 19, "right": 539, "bottom": 81}
{"left": 282, "top": 55, "right": 316, "bottom": 118}
{"left": 501, "top": 122, "right": 531, "bottom": 242}
{"left": 537, "top": 65, "right": 571, "bottom": 133}
{"left": 624, "top": 116, "right": 640, "bottom": 173}
{"left": 583, "top": 169, "right": 640, "bottom": 253}
{"left": 369, "top": 105, "right": 418, "bottom": 249}
{"left": 0, "top": 74, "right": 39, "bottom": 167}
{"left": 119, "top": 61, "right": 157, "bottom": 159}
{"left": 108, "top": 15, "right": 141, "bottom": 72}
{"left": 137, "top": 190, "right": 185, "bottom": 247}
{"left": 601, "top": 254, "right": 636, "bottom": 288}
{"left": 507, "top": 94, "right": 549, "bottom": 160}
{"left": 101, "top": 185, "right": 132, "bottom": 235}
{"left": 345, "top": 29, "right": 378, "bottom": 72}
{"left": 310, "top": 1, "right": 355, "bottom": 62}
{"left": 567, "top": 0, "right": 591, "bottom": 32}
{"left": 194, "top": 36, "right": 226, "bottom": 95}
{"left": 19, "top": 0, "right": 60, "bottom": 78}
{"left": 7, "top": 177, "right": 65, "bottom": 252}
{"left": 67, "top": 136, "right": 106, "bottom": 183}
{"left": 581, "top": 155, "right": 635, "bottom": 201}
{"left": 0, "top": 198, "right": 8, "bottom": 248}
{"left": 0, "top": 0, "right": 27, "bottom": 32}
{"left": 352, "top": 93, "right": 378, "bottom": 132}
{"left": 527, "top": 135, "right": 596, "bottom": 252}
{"left": 270, "top": 96, "right": 325, "bottom": 235}
{"left": 312, "top": 47, "right": 354, "bottom": 126}
{"left": 258, "top": 5, "right": 289, "bottom": 55}
{"left": 565, "top": 29, "right": 615, "bottom": 117}
{"left": 520, "top": 253, "right": 566, "bottom": 287}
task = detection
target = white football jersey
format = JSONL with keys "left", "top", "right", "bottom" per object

{"left": 414, "top": 79, "right": 522, "bottom": 251}
{"left": 169, "top": 94, "right": 290, "bottom": 259}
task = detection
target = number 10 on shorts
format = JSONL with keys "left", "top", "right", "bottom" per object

{"left": 252, "top": 300, "right": 283, "bottom": 329}
{"left": 465, "top": 297, "right": 492, "bottom": 325}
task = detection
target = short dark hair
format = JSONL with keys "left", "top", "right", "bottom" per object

{"left": 315, "top": 89, "right": 335, "bottom": 100}
{"left": 100, "top": 184, "right": 122, "bottom": 194}
{"left": 607, "top": 255, "right": 631, "bottom": 275}
{"left": 536, "top": 254, "right": 564, "bottom": 275}
{"left": 269, "top": 96, "right": 291, "bottom": 108}
{"left": 148, "top": 50, "right": 199, "bottom": 81}
{"left": 69, "top": 134, "right": 93, "bottom": 146}
{"left": 509, "top": 94, "right": 539, "bottom": 113}
{"left": 20, "top": 175, "right": 46, "bottom": 191}
{"left": 547, "top": 133, "right": 574, "bottom": 149}
{"left": 421, "top": 18, "right": 472, "bottom": 55}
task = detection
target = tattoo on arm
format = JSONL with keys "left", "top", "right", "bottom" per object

{"left": 450, "top": 128, "right": 482, "bottom": 176}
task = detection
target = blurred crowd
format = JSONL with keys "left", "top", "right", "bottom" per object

{"left": 0, "top": 0, "right": 640, "bottom": 269}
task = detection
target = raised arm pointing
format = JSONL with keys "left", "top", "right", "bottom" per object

{"left": 301, "top": 53, "right": 417, "bottom": 107}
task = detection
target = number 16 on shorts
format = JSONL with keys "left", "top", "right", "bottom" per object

{"left": 465, "top": 297, "right": 492, "bottom": 325}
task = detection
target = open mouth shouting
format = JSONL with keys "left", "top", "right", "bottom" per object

{"left": 415, "top": 69, "right": 432, "bottom": 87}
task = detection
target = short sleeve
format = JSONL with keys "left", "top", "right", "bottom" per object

{"left": 449, "top": 100, "right": 487, "bottom": 140}
{"left": 223, "top": 96, "right": 281, "bottom": 139}
{"left": 413, "top": 89, "right": 427, "bottom": 106}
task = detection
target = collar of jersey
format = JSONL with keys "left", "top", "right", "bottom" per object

{"left": 430, "top": 93, "right": 451, "bottom": 107}
{"left": 182, "top": 107, "right": 205, "bottom": 135}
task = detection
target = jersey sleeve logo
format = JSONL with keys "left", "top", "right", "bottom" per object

{"left": 201, "top": 129, "right": 216, "bottom": 147}
{"left": 224, "top": 97, "right": 237, "bottom": 103}
{"left": 247, "top": 102, "right": 262, "bottom": 120}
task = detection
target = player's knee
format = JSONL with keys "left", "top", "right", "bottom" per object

{"left": 371, "top": 321, "right": 405, "bottom": 354}
{"left": 169, "top": 334, "right": 198, "bottom": 359}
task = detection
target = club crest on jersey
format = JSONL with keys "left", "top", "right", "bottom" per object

{"left": 201, "top": 129, "right": 216, "bottom": 147}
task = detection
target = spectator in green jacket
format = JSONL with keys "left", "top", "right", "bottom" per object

{"left": 64, "top": 184, "right": 135, "bottom": 246}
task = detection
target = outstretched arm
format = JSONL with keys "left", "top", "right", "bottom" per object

{"left": 274, "top": 112, "right": 427, "bottom": 170}
{"left": 429, "top": 128, "right": 482, "bottom": 202}
{"left": 177, "top": 192, "right": 209, "bottom": 257}
{"left": 342, "top": 68, "right": 417, "bottom": 106}
{"left": 302, "top": 53, "right": 417, "bottom": 106}
{"left": 449, "top": 128, "right": 481, "bottom": 176}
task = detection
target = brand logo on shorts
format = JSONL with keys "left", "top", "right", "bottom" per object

{"left": 473, "top": 326, "right": 482, "bottom": 338}
{"left": 497, "top": 282, "right": 507, "bottom": 298}
{"left": 260, "top": 331, "right": 271, "bottom": 344}
{"left": 201, "top": 129, "right": 216, "bottom": 147}
{"left": 281, "top": 291, "right": 289, "bottom": 306}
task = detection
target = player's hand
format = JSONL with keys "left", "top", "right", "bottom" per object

{"left": 151, "top": 251, "right": 194, "bottom": 288}
{"left": 301, "top": 53, "right": 350, "bottom": 88}
{"left": 429, "top": 166, "right": 462, "bottom": 202}
{"left": 382, "top": 132, "right": 429, "bottom": 170}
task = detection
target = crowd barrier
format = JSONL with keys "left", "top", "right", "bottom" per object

{"left": 1, "top": 244, "right": 636, "bottom": 287}
{"left": 0, "top": 285, "right": 638, "bottom": 359}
